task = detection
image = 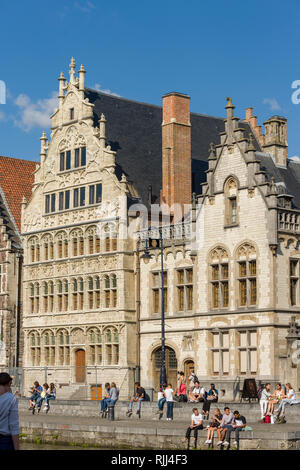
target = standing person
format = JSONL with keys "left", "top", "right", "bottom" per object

{"left": 277, "top": 383, "right": 299, "bottom": 418}
{"left": 156, "top": 384, "right": 167, "bottom": 418}
{"left": 185, "top": 408, "right": 204, "bottom": 449}
{"left": 44, "top": 383, "right": 56, "bottom": 412}
{"left": 222, "top": 410, "right": 246, "bottom": 448}
{"left": 259, "top": 383, "right": 271, "bottom": 422}
{"left": 126, "top": 382, "right": 145, "bottom": 417}
{"left": 205, "top": 408, "right": 223, "bottom": 444}
{"left": 28, "top": 381, "right": 42, "bottom": 410}
{"left": 217, "top": 407, "right": 235, "bottom": 446}
{"left": 188, "top": 368, "right": 197, "bottom": 393}
{"left": 164, "top": 384, "right": 174, "bottom": 421}
{"left": 0, "top": 373, "right": 19, "bottom": 450}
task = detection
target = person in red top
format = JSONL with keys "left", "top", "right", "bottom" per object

{"left": 177, "top": 382, "right": 187, "bottom": 402}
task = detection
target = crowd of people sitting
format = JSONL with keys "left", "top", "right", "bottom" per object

{"left": 185, "top": 405, "right": 248, "bottom": 449}
{"left": 28, "top": 381, "right": 56, "bottom": 413}
{"left": 259, "top": 382, "right": 299, "bottom": 423}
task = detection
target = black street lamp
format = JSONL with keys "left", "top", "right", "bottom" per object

{"left": 141, "top": 228, "right": 167, "bottom": 388}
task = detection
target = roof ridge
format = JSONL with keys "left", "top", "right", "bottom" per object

{"left": 86, "top": 87, "right": 226, "bottom": 122}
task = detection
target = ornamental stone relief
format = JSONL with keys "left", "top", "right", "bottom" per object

{"left": 23, "top": 213, "right": 43, "bottom": 232}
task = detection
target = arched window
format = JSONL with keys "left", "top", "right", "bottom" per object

{"left": 57, "top": 280, "right": 63, "bottom": 311}
{"left": 57, "top": 329, "right": 70, "bottom": 365}
{"left": 95, "top": 276, "right": 100, "bottom": 308}
{"left": 34, "top": 283, "right": 40, "bottom": 313}
{"left": 104, "top": 327, "right": 119, "bottom": 365}
{"left": 29, "top": 283, "right": 34, "bottom": 313}
{"left": 30, "top": 332, "right": 41, "bottom": 366}
{"left": 64, "top": 279, "right": 69, "bottom": 310}
{"left": 88, "top": 277, "right": 94, "bottom": 309}
{"left": 224, "top": 177, "right": 238, "bottom": 226}
{"left": 88, "top": 328, "right": 102, "bottom": 365}
{"left": 43, "top": 282, "right": 48, "bottom": 312}
{"left": 209, "top": 247, "right": 229, "bottom": 309}
{"left": 236, "top": 243, "right": 257, "bottom": 307}
{"left": 49, "top": 281, "right": 54, "bottom": 312}
{"left": 78, "top": 278, "right": 84, "bottom": 310}
{"left": 104, "top": 276, "right": 110, "bottom": 308}
{"left": 111, "top": 275, "right": 117, "bottom": 307}
{"left": 73, "top": 278, "right": 78, "bottom": 310}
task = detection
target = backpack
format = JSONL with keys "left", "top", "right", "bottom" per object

{"left": 264, "top": 414, "right": 271, "bottom": 423}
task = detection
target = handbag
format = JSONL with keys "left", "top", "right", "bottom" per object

{"left": 264, "top": 414, "right": 271, "bottom": 423}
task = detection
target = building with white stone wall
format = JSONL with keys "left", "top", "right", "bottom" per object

{"left": 18, "top": 58, "right": 300, "bottom": 400}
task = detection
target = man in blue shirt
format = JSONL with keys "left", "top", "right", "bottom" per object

{"left": 28, "top": 381, "right": 43, "bottom": 410}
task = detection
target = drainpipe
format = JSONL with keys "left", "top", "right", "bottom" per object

{"left": 135, "top": 241, "right": 141, "bottom": 383}
{"left": 14, "top": 251, "right": 22, "bottom": 368}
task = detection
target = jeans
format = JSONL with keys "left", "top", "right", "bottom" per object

{"left": 166, "top": 401, "right": 174, "bottom": 419}
{"left": 0, "top": 435, "right": 14, "bottom": 450}
{"left": 260, "top": 400, "right": 268, "bottom": 418}
{"left": 185, "top": 424, "right": 203, "bottom": 440}
{"left": 224, "top": 425, "right": 243, "bottom": 442}
{"left": 129, "top": 397, "right": 144, "bottom": 411}
{"left": 30, "top": 392, "right": 40, "bottom": 402}
{"left": 44, "top": 395, "right": 56, "bottom": 406}
{"left": 278, "top": 398, "right": 298, "bottom": 415}
{"left": 158, "top": 397, "right": 166, "bottom": 411}
{"left": 36, "top": 396, "right": 44, "bottom": 408}
{"left": 101, "top": 398, "right": 117, "bottom": 411}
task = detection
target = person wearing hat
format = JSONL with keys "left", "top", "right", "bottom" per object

{"left": 0, "top": 373, "right": 20, "bottom": 450}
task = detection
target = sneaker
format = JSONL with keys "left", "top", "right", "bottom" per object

{"left": 126, "top": 410, "right": 132, "bottom": 416}
{"left": 233, "top": 441, "right": 238, "bottom": 446}
{"left": 217, "top": 441, "right": 223, "bottom": 446}
{"left": 204, "top": 439, "right": 210, "bottom": 444}
{"left": 223, "top": 441, "right": 230, "bottom": 447}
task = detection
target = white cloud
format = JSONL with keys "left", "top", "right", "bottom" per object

{"left": 290, "top": 155, "right": 300, "bottom": 162}
{"left": 263, "top": 98, "right": 281, "bottom": 112}
{"left": 93, "top": 83, "right": 120, "bottom": 97}
{"left": 14, "top": 92, "right": 58, "bottom": 132}
{"left": 73, "top": 1, "right": 96, "bottom": 13}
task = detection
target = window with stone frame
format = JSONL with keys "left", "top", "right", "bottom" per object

{"left": 30, "top": 332, "right": 41, "bottom": 366}
{"left": 95, "top": 276, "right": 101, "bottom": 308}
{"left": 63, "top": 279, "right": 69, "bottom": 310}
{"left": 238, "top": 330, "right": 257, "bottom": 375}
{"left": 236, "top": 243, "right": 257, "bottom": 307}
{"left": 34, "top": 283, "right": 40, "bottom": 313}
{"left": 103, "top": 275, "right": 117, "bottom": 308}
{"left": 211, "top": 330, "right": 230, "bottom": 376}
{"left": 58, "top": 330, "right": 70, "bottom": 365}
{"left": 57, "top": 233, "right": 68, "bottom": 259}
{"left": 103, "top": 223, "right": 117, "bottom": 252}
{"left": 88, "top": 329, "right": 103, "bottom": 365}
{"left": 290, "top": 259, "right": 299, "bottom": 306}
{"left": 72, "top": 278, "right": 78, "bottom": 310}
{"left": 29, "top": 283, "right": 34, "bottom": 313}
{"left": 43, "top": 331, "right": 55, "bottom": 366}
{"left": 176, "top": 267, "right": 193, "bottom": 311}
{"left": 224, "top": 177, "right": 239, "bottom": 226}
{"left": 29, "top": 237, "right": 39, "bottom": 263}
{"left": 152, "top": 271, "right": 168, "bottom": 314}
{"left": 104, "top": 328, "right": 119, "bottom": 365}
{"left": 78, "top": 278, "right": 84, "bottom": 310}
{"left": 57, "top": 280, "right": 63, "bottom": 312}
{"left": 209, "top": 247, "right": 229, "bottom": 309}
{"left": 43, "top": 282, "right": 48, "bottom": 312}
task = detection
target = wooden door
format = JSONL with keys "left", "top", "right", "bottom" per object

{"left": 91, "top": 385, "right": 102, "bottom": 401}
{"left": 184, "top": 361, "right": 195, "bottom": 380}
{"left": 152, "top": 347, "right": 178, "bottom": 392}
{"left": 75, "top": 349, "right": 86, "bottom": 383}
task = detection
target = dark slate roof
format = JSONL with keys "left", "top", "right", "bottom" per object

{"left": 256, "top": 153, "right": 300, "bottom": 209}
{"left": 84, "top": 88, "right": 260, "bottom": 206}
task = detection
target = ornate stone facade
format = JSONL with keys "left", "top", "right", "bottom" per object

{"left": 22, "top": 60, "right": 137, "bottom": 399}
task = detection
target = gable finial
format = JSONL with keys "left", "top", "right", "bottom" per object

{"left": 69, "top": 57, "right": 76, "bottom": 84}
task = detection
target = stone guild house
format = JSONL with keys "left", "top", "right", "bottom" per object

{"left": 0, "top": 156, "right": 37, "bottom": 370}
{"left": 7, "top": 58, "right": 300, "bottom": 399}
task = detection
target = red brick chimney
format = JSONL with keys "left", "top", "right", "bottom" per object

{"left": 161, "top": 92, "right": 191, "bottom": 219}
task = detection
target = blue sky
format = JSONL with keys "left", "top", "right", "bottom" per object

{"left": 1, "top": 0, "right": 300, "bottom": 161}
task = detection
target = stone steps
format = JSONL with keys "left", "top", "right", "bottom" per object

{"left": 19, "top": 399, "right": 300, "bottom": 423}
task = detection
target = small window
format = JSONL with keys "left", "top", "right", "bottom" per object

{"left": 96, "top": 184, "right": 102, "bottom": 203}
{"left": 89, "top": 185, "right": 95, "bottom": 205}
{"left": 45, "top": 195, "right": 50, "bottom": 214}
{"left": 60, "top": 152, "right": 65, "bottom": 171}
{"left": 70, "top": 108, "right": 74, "bottom": 120}
{"left": 59, "top": 192, "right": 64, "bottom": 211}
{"left": 74, "top": 189, "right": 79, "bottom": 208}
{"left": 65, "top": 190, "right": 70, "bottom": 210}
{"left": 51, "top": 194, "right": 56, "bottom": 212}
{"left": 80, "top": 187, "right": 85, "bottom": 207}
{"left": 75, "top": 148, "right": 80, "bottom": 168}
{"left": 66, "top": 151, "right": 71, "bottom": 170}
{"left": 81, "top": 147, "right": 86, "bottom": 166}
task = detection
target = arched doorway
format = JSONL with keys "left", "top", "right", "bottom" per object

{"left": 75, "top": 349, "right": 86, "bottom": 383}
{"left": 152, "top": 346, "right": 178, "bottom": 392}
